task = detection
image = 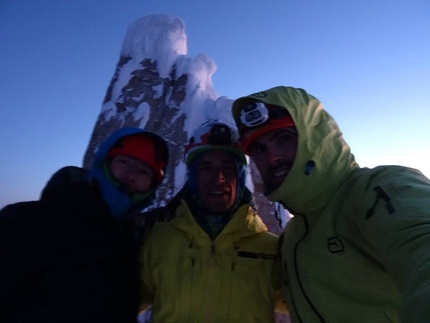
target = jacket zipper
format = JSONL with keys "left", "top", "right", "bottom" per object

{"left": 207, "top": 243, "right": 216, "bottom": 268}
{"left": 291, "top": 211, "right": 326, "bottom": 323}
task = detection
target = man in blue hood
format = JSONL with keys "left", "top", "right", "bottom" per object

{"left": 0, "top": 127, "right": 168, "bottom": 323}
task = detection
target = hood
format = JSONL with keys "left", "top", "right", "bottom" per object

{"left": 233, "top": 86, "right": 359, "bottom": 215}
{"left": 41, "top": 166, "right": 111, "bottom": 220}
{"left": 87, "top": 127, "right": 167, "bottom": 219}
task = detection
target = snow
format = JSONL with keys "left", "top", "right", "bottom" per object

{"left": 121, "top": 15, "right": 187, "bottom": 78}
{"left": 101, "top": 101, "right": 117, "bottom": 122}
{"left": 134, "top": 102, "right": 150, "bottom": 127}
{"left": 100, "top": 15, "right": 222, "bottom": 132}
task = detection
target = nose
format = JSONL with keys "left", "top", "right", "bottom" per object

{"left": 266, "top": 147, "right": 282, "bottom": 165}
{"left": 216, "top": 169, "right": 226, "bottom": 183}
{"left": 123, "top": 166, "right": 139, "bottom": 184}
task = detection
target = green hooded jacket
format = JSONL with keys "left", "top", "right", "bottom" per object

{"left": 232, "top": 86, "right": 430, "bottom": 323}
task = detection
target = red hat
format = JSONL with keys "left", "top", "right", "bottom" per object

{"left": 240, "top": 112, "right": 295, "bottom": 155}
{"left": 107, "top": 133, "right": 167, "bottom": 184}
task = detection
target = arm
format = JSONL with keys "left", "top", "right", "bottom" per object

{"left": 138, "top": 234, "right": 156, "bottom": 313}
{"left": 352, "top": 168, "right": 430, "bottom": 322}
{"left": 0, "top": 205, "right": 30, "bottom": 317}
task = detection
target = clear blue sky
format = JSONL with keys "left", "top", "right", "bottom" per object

{"left": 1, "top": 0, "right": 429, "bottom": 208}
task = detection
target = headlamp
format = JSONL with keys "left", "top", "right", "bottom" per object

{"left": 184, "top": 121, "right": 246, "bottom": 166}
{"left": 239, "top": 101, "right": 291, "bottom": 129}
{"left": 208, "top": 124, "right": 233, "bottom": 145}
{"left": 239, "top": 102, "right": 269, "bottom": 127}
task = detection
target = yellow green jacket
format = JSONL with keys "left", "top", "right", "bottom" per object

{"left": 233, "top": 86, "right": 430, "bottom": 323}
{"left": 140, "top": 200, "right": 285, "bottom": 322}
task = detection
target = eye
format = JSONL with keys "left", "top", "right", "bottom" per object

{"left": 249, "top": 143, "right": 265, "bottom": 156}
{"left": 139, "top": 168, "right": 149, "bottom": 176}
{"left": 117, "top": 157, "right": 129, "bottom": 165}
{"left": 223, "top": 163, "right": 236, "bottom": 173}
{"left": 277, "top": 132, "right": 296, "bottom": 145}
{"left": 198, "top": 164, "right": 211, "bottom": 172}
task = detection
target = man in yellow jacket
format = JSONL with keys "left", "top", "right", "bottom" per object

{"left": 140, "top": 121, "right": 287, "bottom": 322}
{"left": 231, "top": 86, "right": 430, "bottom": 323}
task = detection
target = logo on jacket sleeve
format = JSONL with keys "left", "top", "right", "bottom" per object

{"left": 250, "top": 91, "right": 267, "bottom": 98}
{"left": 327, "top": 237, "right": 344, "bottom": 253}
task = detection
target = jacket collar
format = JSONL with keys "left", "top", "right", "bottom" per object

{"left": 171, "top": 201, "right": 267, "bottom": 241}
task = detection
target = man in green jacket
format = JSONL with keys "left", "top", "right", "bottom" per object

{"left": 231, "top": 86, "right": 430, "bottom": 323}
{"left": 140, "top": 121, "right": 287, "bottom": 322}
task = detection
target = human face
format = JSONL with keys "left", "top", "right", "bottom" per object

{"left": 248, "top": 128, "right": 297, "bottom": 192}
{"left": 109, "top": 155, "right": 154, "bottom": 195}
{"left": 196, "top": 150, "right": 238, "bottom": 214}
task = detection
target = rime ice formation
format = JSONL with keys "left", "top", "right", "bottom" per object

{"left": 83, "top": 14, "right": 288, "bottom": 233}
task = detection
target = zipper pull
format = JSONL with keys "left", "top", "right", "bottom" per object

{"left": 231, "top": 261, "right": 236, "bottom": 272}
{"left": 191, "top": 256, "right": 195, "bottom": 267}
